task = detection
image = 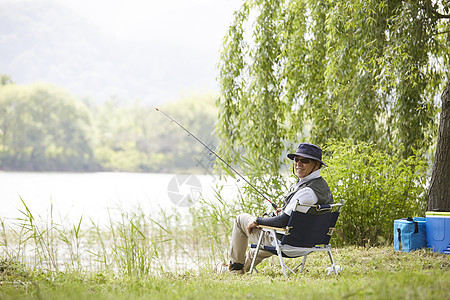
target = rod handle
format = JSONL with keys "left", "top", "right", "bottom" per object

{"left": 271, "top": 202, "right": 278, "bottom": 210}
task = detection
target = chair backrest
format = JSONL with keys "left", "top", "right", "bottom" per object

{"left": 280, "top": 210, "right": 340, "bottom": 247}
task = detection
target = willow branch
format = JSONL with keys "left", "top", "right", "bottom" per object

{"left": 422, "top": 1, "right": 450, "bottom": 19}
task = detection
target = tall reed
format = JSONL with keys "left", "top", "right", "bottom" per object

{"left": 0, "top": 192, "right": 239, "bottom": 276}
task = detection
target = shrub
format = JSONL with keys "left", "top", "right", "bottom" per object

{"left": 322, "top": 140, "right": 428, "bottom": 246}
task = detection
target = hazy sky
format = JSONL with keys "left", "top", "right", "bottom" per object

{"left": 61, "top": 0, "right": 242, "bottom": 45}
{"left": 1, "top": 0, "right": 244, "bottom": 103}
{"left": 60, "top": 0, "right": 244, "bottom": 101}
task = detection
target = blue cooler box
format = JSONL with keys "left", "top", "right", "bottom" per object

{"left": 426, "top": 212, "right": 450, "bottom": 254}
{"left": 394, "top": 217, "right": 426, "bottom": 252}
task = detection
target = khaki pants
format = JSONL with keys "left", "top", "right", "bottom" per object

{"left": 229, "top": 213, "right": 274, "bottom": 272}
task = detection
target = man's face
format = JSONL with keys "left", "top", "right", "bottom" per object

{"left": 294, "top": 156, "right": 317, "bottom": 178}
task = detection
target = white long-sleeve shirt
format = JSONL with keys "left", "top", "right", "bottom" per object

{"left": 283, "top": 169, "right": 321, "bottom": 216}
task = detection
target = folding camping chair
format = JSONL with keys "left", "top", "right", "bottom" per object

{"left": 249, "top": 201, "right": 343, "bottom": 277}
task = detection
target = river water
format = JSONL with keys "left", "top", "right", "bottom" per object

{"left": 0, "top": 172, "right": 239, "bottom": 227}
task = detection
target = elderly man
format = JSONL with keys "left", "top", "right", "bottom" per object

{"left": 215, "top": 143, "right": 334, "bottom": 274}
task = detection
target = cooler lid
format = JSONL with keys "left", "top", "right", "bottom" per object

{"left": 426, "top": 211, "right": 450, "bottom": 217}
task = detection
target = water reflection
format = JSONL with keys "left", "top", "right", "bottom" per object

{"left": 0, "top": 172, "right": 235, "bottom": 226}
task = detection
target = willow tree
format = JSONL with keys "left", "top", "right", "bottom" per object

{"left": 217, "top": 0, "right": 449, "bottom": 203}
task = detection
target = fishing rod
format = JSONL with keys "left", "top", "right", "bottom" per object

{"left": 155, "top": 107, "right": 278, "bottom": 210}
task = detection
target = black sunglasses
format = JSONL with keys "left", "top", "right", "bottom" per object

{"left": 294, "top": 157, "right": 312, "bottom": 164}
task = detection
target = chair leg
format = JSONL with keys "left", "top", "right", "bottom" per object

{"left": 249, "top": 230, "right": 264, "bottom": 274}
{"left": 271, "top": 229, "right": 287, "bottom": 278}
{"left": 299, "top": 255, "right": 307, "bottom": 273}
{"left": 327, "top": 247, "right": 338, "bottom": 275}
{"left": 292, "top": 255, "right": 305, "bottom": 273}
{"left": 276, "top": 248, "right": 287, "bottom": 277}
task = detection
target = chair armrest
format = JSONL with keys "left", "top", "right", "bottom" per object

{"left": 296, "top": 202, "right": 344, "bottom": 212}
{"left": 258, "top": 225, "right": 287, "bottom": 233}
{"left": 258, "top": 225, "right": 286, "bottom": 231}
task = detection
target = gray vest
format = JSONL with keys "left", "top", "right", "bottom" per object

{"left": 281, "top": 177, "right": 334, "bottom": 215}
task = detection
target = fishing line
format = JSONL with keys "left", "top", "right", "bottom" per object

{"left": 155, "top": 107, "right": 278, "bottom": 210}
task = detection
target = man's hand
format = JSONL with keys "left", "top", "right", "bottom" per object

{"left": 263, "top": 207, "right": 283, "bottom": 217}
{"left": 247, "top": 221, "right": 259, "bottom": 234}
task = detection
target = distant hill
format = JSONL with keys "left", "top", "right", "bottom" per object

{"left": 0, "top": 0, "right": 221, "bottom": 104}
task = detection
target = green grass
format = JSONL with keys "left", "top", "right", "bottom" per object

{"left": 1, "top": 199, "right": 449, "bottom": 299}
{"left": 1, "top": 246, "right": 449, "bottom": 300}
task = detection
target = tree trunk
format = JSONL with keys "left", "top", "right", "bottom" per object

{"left": 428, "top": 81, "right": 450, "bottom": 211}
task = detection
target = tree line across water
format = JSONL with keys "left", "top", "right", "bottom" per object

{"left": 0, "top": 77, "right": 218, "bottom": 173}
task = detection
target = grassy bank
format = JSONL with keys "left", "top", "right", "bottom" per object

{"left": 1, "top": 197, "right": 448, "bottom": 299}
{"left": 1, "top": 246, "right": 449, "bottom": 299}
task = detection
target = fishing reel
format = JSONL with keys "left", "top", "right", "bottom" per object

{"left": 262, "top": 212, "right": 277, "bottom": 217}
